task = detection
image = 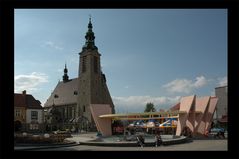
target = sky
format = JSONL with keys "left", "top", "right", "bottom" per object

{"left": 14, "top": 9, "right": 227, "bottom": 113}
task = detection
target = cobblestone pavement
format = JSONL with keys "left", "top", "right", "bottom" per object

{"left": 33, "top": 139, "right": 227, "bottom": 151}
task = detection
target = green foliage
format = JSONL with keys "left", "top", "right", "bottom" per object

{"left": 144, "top": 102, "right": 156, "bottom": 112}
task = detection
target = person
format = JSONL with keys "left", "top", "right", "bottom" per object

{"left": 136, "top": 134, "right": 145, "bottom": 148}
{"left": 182, "top": 126, "right": 192, "bottom": 138}
{"left": 155, "top": 133, "right": 162, "bottom": 147}
{"left": 214, "top": 128, "right": 225, "bottom": 139}
{"left": 218, "top": 128, "right": 225, "bottom": 139}
{"left": 182, "top": 126, "right": 187, "bottom": 136}
{"left": 96, "top": 131, "right": 102, "bottom": 137}
{"left": 220, "top": 129, "right": 225, "bottom": 139}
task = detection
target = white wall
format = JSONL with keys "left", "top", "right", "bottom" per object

{"left": 26, "top": 109, "right": 44, "bottom": 124}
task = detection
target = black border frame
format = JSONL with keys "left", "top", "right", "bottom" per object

{"left": 1, "top": 0, "right": 239, "bottom": 159}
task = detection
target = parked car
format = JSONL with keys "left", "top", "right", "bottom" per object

{"left": 146, "top": 119, "right": 155, "bottom": 128}
{"left": 210, "top": 127, "right": 225, "bottom": 133}
{"left": 135, "top": 120, "right": 146, "bottom": 128}
{"left": 128, "top": 120, "right": 146, "bottom": 128}
{"left": 210, "top": 127, "right": 225, "bottom": 139}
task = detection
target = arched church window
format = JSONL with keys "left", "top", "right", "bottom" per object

{"left": 83, "top": 105, "right": 86, "bottom": 112}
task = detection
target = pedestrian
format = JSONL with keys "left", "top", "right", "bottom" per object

{"left": 219, "top": 128, "right": 225, "bottom": 139}
{"left": 214, "top": 128, "right": 225, "bottom": 139}
{"left": 136, "top": 134, "right": 145, "bottom": 148}
{"left": 155, "top": 132, "right": 162, "bottom": 147}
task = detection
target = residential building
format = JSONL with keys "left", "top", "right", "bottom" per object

{"left": 14, "top": 90, "right": 44, "bottom": 132}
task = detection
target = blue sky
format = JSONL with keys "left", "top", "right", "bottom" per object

{"left": 14, "top": 9, "right": 227, "bottom": 113}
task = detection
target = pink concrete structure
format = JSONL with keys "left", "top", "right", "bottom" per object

{"left": 176, "top": 95, "right": 196, "bottom": 136}
{"left": 176, "top": 95, "right": 218, "bottom": 136}
{"left": 90, "top": 104, "right": 112, "bottom": 136}
{"left": 194, "top": 96, "right": 210, "bottom": 135}
{"left": 205, "top": 97, "right": 218, "bottom": 132}
{"left": 186, "top": 100, "right": 196, "bottom": 134}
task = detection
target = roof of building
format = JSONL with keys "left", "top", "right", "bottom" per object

{"left": 14, "top": 93, "right": 42, "bottom": 109}
{"left": 215, "top": 85, "right": 227, "bottom": 89}
{"left": 44, "top": 78, "right": 78, "bottom": 107}
{"left": 14, "top": 94, "right": 26, "bottom": 107}
{"left": 169, "top": 103, "right": 180, "bottom": 111}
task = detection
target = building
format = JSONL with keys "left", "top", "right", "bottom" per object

{"left": 14, "top": 92, "right": 27, "bottom": 131}
{"left": 44, "top": 18, "right": 115, "bottom": 131}
{"left": 14, "top": 90, "right": 44, "bottom": 132}
{"left": 215, "top": 85, "right": 228, "bottom": 127}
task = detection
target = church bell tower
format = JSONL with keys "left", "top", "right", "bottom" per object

{"left": 77, "top": 18, "right": 115, "bottom": 129}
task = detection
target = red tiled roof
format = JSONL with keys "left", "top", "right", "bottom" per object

{"left": 14, "top": 94, "right": 26, "bottom": 107}
{"left": 25, "top": 95, "right": 42, "bottom": 109}
{"left": 169, "top": 103, "right": 180, "bottom": 111}
{"left": 14, "top": 93, "right": 42, "bottom": 109}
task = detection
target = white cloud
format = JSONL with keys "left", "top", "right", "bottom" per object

{"left": 163, "top": 76, "right": 208, "bottom": 94}
{"left": 112, "top": 96, "right": 181, "bottom": 113}
{"left": 15, "top": 72, "right": 48, "bottom": 93}
{"left": 218, "top": 76, "right": 227, "bottom": 86}
{"left": 43, "top": 41, "right": 63, "bottom": 50}
{"left": 193, "top": 76, "right": 207, "bottom": 88}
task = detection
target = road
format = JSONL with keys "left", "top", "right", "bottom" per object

{"left": 32, "top": 139, "right": 227, "bottom": 151}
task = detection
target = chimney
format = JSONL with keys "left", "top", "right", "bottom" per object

{"left": 22, "top": 90, "right": 26, "bottom": 95}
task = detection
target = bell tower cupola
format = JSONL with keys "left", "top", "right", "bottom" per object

{"left": 63, "top": 63, "right": 69, "bottom": 82}
{"left": 82, "top": 16, "right": 98, "bottom": 51}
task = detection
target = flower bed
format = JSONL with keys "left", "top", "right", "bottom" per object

{"left": 14, "top": 133, "right": 72, "bottom": 144}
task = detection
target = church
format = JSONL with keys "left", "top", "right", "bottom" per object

{"left": 44, "top": 18, "right": 115, "bottom": 131}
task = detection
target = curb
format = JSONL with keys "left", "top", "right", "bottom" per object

{"left": 79, "top": 136, "right": 188, "bottom": 147}
{"left": 14, "top": 142, "right": 79, "bottom": 150}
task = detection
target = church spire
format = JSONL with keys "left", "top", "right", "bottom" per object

{"left": 82, "top": 16, "right": 98, "bottom": 51}
{"left": 63, "top": 63, "right": 69, "bottom": 82}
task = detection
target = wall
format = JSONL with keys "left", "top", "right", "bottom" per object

{"left": 26, "top": 109, "right": 44, "bottom": 124}
{"left": 215, "top": 86, "right": 227, "bottom": 119}
{"left": 14, "top": 107, "right": 26, "bottom": 123}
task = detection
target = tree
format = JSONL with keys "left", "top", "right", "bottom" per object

{"left": 144, "top": 102, "right": 156, "bottom": 112}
